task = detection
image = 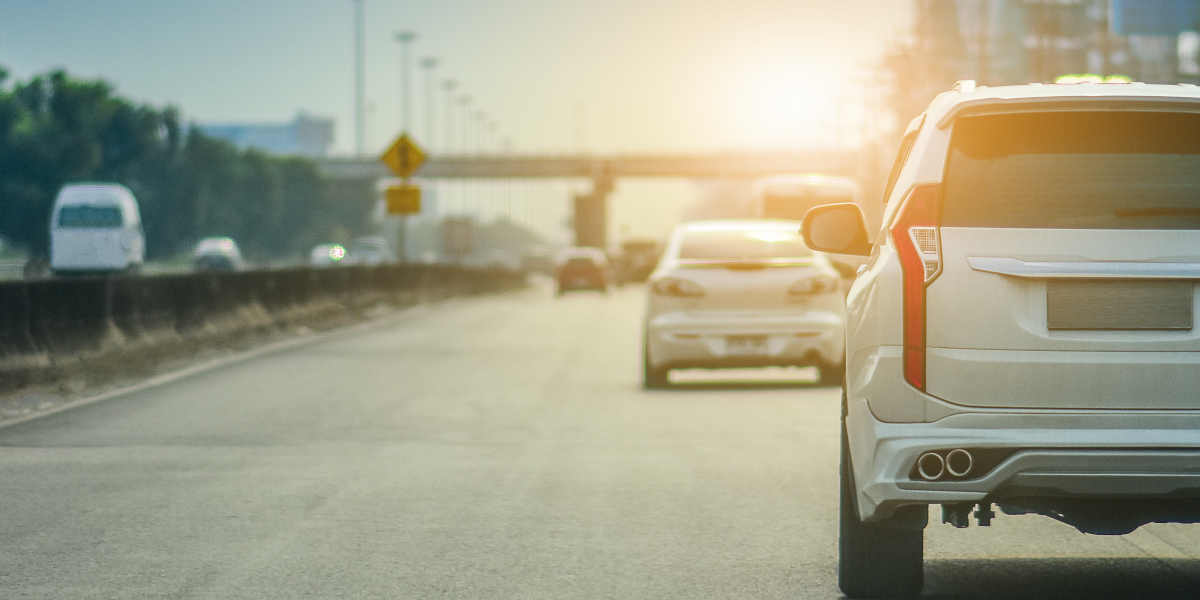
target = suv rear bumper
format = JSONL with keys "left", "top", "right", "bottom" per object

{"left": 847, "top": 397, "right": 1200, "bottom": 522}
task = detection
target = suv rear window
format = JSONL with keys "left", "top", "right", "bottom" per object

{"left": 57, "top": 205, "right": 123, "bottom": 228}
{"left": 943, "top": 111, "right": 1200, "bottom": 229}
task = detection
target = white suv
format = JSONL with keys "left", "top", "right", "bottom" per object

{"left": 801, "top": 81, "right": 1200, "bottom": 598}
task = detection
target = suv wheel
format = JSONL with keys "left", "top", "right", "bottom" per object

{"left": 642, "top": 338, "right": 668, "bottom": 389}
{"left": 839, "top": 420, "right": 924, "bottom": 598}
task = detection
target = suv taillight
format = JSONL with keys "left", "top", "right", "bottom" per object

{"left": 890, "top": 184, "right": 942, "bottom": 391}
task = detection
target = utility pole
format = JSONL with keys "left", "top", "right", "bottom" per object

{"left": 352, "top": 0, "right": 365, "bottom": 156}
{"left": 420, "top": 57, "right": 438, "bottom": 148}
{"left": 393, "top": 31, "right": 417, "bottom": 134}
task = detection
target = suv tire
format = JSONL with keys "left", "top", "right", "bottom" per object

{"left": 838, "top": 419, "right": 924, "bottom": 598}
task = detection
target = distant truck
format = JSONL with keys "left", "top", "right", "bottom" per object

{"left": 753, "top": 174, "right": 859, "bottom": 221}
{"left": 754, "top": 174, "right": 864, "bottom": 280}
{"left": 49, "top": 183, "right": 145, "bottom": 275}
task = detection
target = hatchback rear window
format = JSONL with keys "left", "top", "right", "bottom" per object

{"left": 563, "top": 257, "right": 598, "bottom": 269}
{"left": 679, "top": 229, "right": 812, "bottom": 260}
{"left": 57, "top": 205, "right": 123, "bottom": 228}
{"left": 943, "top": 111, "right": 1200, "bottom": 229}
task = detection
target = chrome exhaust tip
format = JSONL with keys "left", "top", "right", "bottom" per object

{"left": 945, "top": 448, "right": 974, "bottom": 478}
{"left": 917, "top": 451, "right": 946, "bottom": 481}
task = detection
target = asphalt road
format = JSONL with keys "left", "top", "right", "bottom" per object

{"left": 3, "top": 284, "right": 1200, "bottom": 598}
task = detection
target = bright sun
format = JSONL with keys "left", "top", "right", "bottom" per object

{"left": 733, "top": 64, "right": 852, "bottom": 148}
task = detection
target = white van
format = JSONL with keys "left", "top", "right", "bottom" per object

{"left": 50, "top": 183, "right": 145, "bottom": 275}
{"left": 753, "top": 174, "right": 860, "bottom": 222}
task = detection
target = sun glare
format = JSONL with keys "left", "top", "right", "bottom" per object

{"left": 733, "top": 64, "right": 850, "bottom": 148}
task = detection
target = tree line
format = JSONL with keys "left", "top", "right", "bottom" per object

{"left": 0, "top": 67, "right": 373, "bottom": 261}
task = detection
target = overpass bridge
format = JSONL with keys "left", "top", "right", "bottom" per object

{"left": 314, "top": 150, "right": 861, "bottom": 248}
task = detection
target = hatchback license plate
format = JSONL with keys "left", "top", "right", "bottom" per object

{"left": 726, "top": 335, "right": 768, "bottom": 355}
{"left": 1047, "top": 280, "right": 1193, "bottom": 330}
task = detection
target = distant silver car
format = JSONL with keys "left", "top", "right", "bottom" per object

{"left": 192, "top": 237, "right": 245, "bottom": 272}
{"left": 641, "top": 219, "right": 845, "bottom": 388}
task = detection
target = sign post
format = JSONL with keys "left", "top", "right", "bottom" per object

{"left": 379, "top": 133, "right": 427, "bottom": 262}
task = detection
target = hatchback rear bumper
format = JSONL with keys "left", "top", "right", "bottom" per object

{"left": 645, "top": 309, "right": 844, "bottom": 369}
{"left": 847, "top": 398, "right": 1200, "bottom": 522}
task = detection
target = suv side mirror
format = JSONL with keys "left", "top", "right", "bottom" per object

{"left": 801, "top": 203, "right": 870, "bottom": 256}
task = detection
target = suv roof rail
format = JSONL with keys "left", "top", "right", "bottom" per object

{"left": 953, "top": 80, "right": 977, "bottom": 93}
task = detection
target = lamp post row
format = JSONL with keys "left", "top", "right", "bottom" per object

{"left": 367, "top": 16, "right": 503, "bottom": 155}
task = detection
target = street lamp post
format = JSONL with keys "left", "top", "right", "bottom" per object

{"left": 459, "top": 95, "right": 473, "bottom": 155}
{"left": 440, "top": 79, "right": 459, "bottom": 218}
{"left": 419, "top": 57, "right": 438, "bottom": 149}
{"left": 393, "top": 31, "right": 417, "bottom": 134}
{"left": 474, "top": 110, "right": 487, "bottom": 154}
{"left": 458, "top": 94, "right": 472, "bottom": 216}
{"left": 442, "top": 79, "right": 458, "bottom": 154}
{"left": 352, "top": 0, "right": 365, "bottom": 156}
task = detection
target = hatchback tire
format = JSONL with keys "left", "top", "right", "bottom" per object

{"left": 839, "top": 421, "right": 924, "bottom": 598}
{"left": 642, "top": 338, "right": 668, "bottom": 389}
{"left": 819, "top": 362, "right": 845, "bottom": 387}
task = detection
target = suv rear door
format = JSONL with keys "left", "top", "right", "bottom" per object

{"left": 924, "top": 108, "right": 1200, "bottom": 409}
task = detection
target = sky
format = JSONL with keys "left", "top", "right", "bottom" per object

{"left": 1, "top": 0, "right": 912, "bottom": 241}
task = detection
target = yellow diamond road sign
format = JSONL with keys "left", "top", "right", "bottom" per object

{"left": 380, "top": 133, "right": 426, "bottom": 178}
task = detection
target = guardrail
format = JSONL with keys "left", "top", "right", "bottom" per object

{"left": 0, "top": 264, "right": 526, "bottom": 392}
{"left": 0, "top": 260, "right": 24, "bottom": 281}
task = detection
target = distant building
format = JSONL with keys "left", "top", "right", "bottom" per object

{"left": 199, "top": 112, "right": 335, "bottom": 157}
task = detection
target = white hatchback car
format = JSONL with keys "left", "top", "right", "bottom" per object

{"left": 801, "top": 80, "right": 1200, "bottom": 598}
{"left": 642, "top": 220, "right": 845, "bottom": 388}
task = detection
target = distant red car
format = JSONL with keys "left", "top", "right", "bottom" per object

{"left": 555, "top": 247, "right": 610, "bottom": 295}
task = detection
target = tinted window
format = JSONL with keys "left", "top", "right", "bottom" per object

{"left": 57, "top": 205, "right": 123, "bottom": 228}
{"left": 679, "top": 229, "right": 812, "bottom": 260}
{"left": 943, "top": 111, "right": 1200, "bottom": 228}
{"left": 564, "top": 257, "right": 596, "bottom": 267}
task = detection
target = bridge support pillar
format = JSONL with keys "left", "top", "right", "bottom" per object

{"left": 572, "top": 174, "right": 613, "bottom": 249}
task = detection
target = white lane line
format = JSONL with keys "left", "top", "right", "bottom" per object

{"left": 1124, "top": 526, "right": 1193, "bottom": 561}
{"left": 0, "top": 303, "right": 439, "bottom": 432}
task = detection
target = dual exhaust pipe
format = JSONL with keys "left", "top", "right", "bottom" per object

{"left": 916, "top": 448, "right": 974, "bottom": 481}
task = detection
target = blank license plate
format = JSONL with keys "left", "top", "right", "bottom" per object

{"left": 1047, "top": 280, "right": 1193, "bottom": 331}
{"left": 726, "top": 335, "right": 768, "bottom": 355}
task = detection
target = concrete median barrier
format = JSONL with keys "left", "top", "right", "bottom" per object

{"left": 0, "top": 264, "right": 526, "bottom": 394}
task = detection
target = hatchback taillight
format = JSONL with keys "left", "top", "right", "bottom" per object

{"left": 651, "top": 277, "right": 705, "bottom": 297}
{"left": 890, "top": 184, "right": 942, "bottom": 391}
{"left": 788, "top": 276, "right": 837, "bottom": 295}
